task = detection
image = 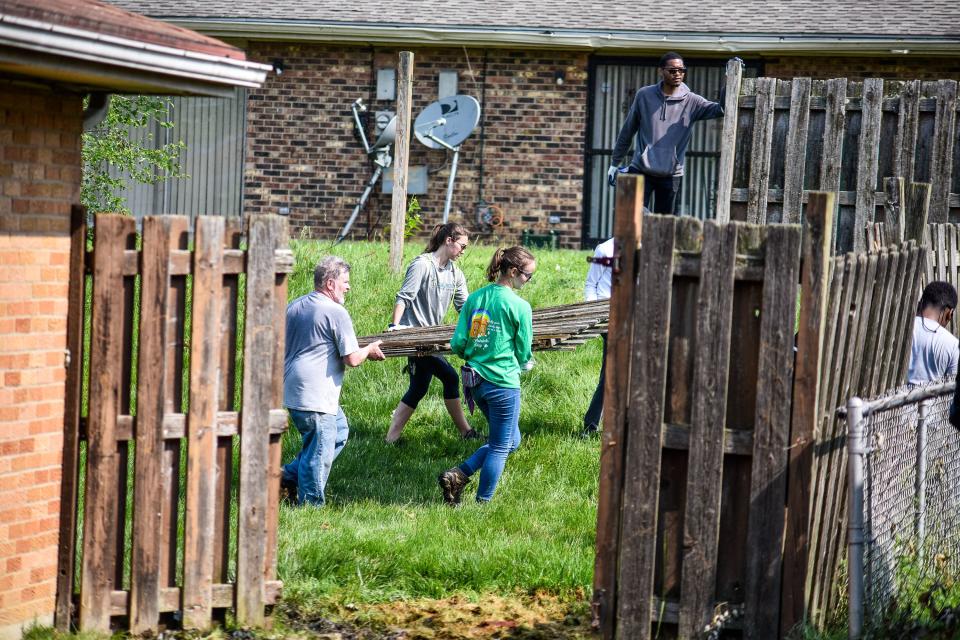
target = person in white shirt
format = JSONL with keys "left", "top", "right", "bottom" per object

{"left": 907, "top": 281, "right": 959, "bottom": 385}
{"left": 582, "top": 238, "right": 614, "bottom": 436}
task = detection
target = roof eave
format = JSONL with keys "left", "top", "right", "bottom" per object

{"left": 165, "top": 19, "right": 960, "bottom": 56}
{"left": 0, "top": 14, "right": 271, "bottom": 95}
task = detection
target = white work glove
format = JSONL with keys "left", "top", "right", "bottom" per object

{"left": 607, "top": 164, "right": 620, "bottom": 187}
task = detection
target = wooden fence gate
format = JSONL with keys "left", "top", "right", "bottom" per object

{"left": 594, "top": 176, "right": 932, "bottom": 637}
{"left": 55, "top": 211, "right": 292, "bottom": 633}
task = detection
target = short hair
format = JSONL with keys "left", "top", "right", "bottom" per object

{"left": 314, "top": 256, "right": 351, "bottom": 290}
{"left": 659, "top": 51, "right": 683, "bottom": 67}
{"left": 919, "top": 281, "right": 958, "bottom": 311}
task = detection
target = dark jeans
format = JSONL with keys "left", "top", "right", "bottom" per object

{"left": 401, "top": 355, "right": 460, "bottom": 408}
{"left": 584, "top": 333, "right": 607, "bottom": 430}
{"left": 626, "top": 167, "right": 681, "bottom": 214}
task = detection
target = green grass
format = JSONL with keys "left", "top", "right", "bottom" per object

{"left": 277, "top": 239, "right": 602, "bottom": 607}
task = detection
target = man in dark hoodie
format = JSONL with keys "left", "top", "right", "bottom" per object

{"left": 607, "top": 52, "right": 727, "bottom": 214}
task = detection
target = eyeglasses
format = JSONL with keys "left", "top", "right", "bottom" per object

{"left": 455, "top": 241, "right": 468, "bottom": 251}
{"left": 662, "top": 67, "right": 687, "bottom": 74}
{"left": 517, "top": 268, "right": 534, "bottom": 282}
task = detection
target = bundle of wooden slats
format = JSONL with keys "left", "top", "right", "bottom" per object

{"left": 358, "top": 300, "right": 609, "bottom": 358}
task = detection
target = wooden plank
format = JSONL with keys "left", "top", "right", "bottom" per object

{"left": 594, "top": 175, "right": 645, "bottom": 639}
{"left": 805, "top": 255, "right": 845, "bottom": 620}
{"left": 744, "top": 224, "right": 801, "bottom": 639}
{"left": 864, "top": 249, "right": 894, "bottom": 397}
{"left": 905, "top": 182, "right": 932, "bottom": 248}
{"left": 782, "top": 78, "right": 812, "bottom": 225}
{"left": 79, "top": 214, "right": 135, "bottom": 631}
{"left": 182, "top": 216, "right": 225, "bottom": 629}
{"left": 878, "top": 244, "right": 911, "bottom": 391}
{"left": 616, "top": 214, "right": 676, "bottom": 639}
{"left": 715, "top": 59, "right": 744, "bottom": 223}
{"left": 54, "top": 205, "right": 87, "bottom": 631}
{"left": 389, "top": 50, "right": 414, "bottom": 272}
{"left": 780, "top": 193, "right": 833, "bottom": 635}
{"left": 882, "top": 177, "right": 906, "bottom": 245}
{"left": 661, "top": 422, "right": 753, "bottom": 455}
{"left": 820, "top": 79, "right": 847, "bottom": 250}
{"left": 893, "top": 246, "right": 926, "bottom": 386}
{"left": 129, "top": 216, "right": 185, "bottom": 633}
{"left": 677, "top": 221, "right": 737, "bottom": 639}
{"left": 265, "top": 217, "right": 290, "bottom": 585}
{"left": 871, "top": 247, "right": 902, "bottom": 392}
{"left": 854, "top": 79, "right": 884, "bottom": 253}
{"left": 213, "top": 221, "right": 242, "bottom": 603}
{"left": 746, "top": 78, "right": 777, "bottom": 224}
{"left": 894, "top": 80, "right": 920, "bottom": 182}
{"left": 236, "top": 215, "right": 283, "bottom": 626}
{"left": 929, "top": 80, "right": 958, "bottom": 223}
{"left": 106, "top": 581, "right": 283, "bottom": 615}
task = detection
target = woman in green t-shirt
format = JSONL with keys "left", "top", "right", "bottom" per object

{"left": 439, "top": 246, "right": 536, "bottom": 504}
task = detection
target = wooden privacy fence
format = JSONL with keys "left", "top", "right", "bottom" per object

{"left": 55, "top": 211, "right": 292, "bottom": 633}
{"left": 594, "top": 176, "right": 932, "bottom": 637}
{"left": 715, "top": 61, "right": 958, "bottom": 253}
{"left": 801, "top": 236, "right": 928, "bottom": 626}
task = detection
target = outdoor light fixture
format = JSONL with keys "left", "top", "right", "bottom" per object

{"left": 555, "top": 70, "right": 565, "bottom": 85}
{"left": 273, "top": 59, "right": 285, "bottom": 75}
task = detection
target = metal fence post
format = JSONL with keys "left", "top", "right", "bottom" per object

{"left": 916, "top": 398, "right": 929, "bottom": 553}
{"left": 848, "top": 396, "right": 866, "bottom": 640}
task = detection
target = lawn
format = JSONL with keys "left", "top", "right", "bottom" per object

{"left": 276, "top": 238, "right": 603, "bottom": 621}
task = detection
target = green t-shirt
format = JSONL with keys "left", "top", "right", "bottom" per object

{"left": 451, "top": 283, "right": 533, "bottom": 389}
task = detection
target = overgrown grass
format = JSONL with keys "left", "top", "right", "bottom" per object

{"left": 277, "top": 239, "right": 602, "bottom": 608}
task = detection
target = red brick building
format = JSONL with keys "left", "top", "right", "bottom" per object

{"left": 107, "top": 2, "right": 960, "bottom": 247}
{"left": 0, "top": 1, "right": 267, "bottom": 636}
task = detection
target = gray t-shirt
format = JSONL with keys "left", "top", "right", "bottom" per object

{"left": 395, "top": 253, "right": 468, "bottom": 328}
{"left": 907, "top": 315, "right": 959, "bottom": 384}
{"left": 284, "top": 291, "right": 360, "bottom": 413}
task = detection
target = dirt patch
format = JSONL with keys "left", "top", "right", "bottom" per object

{"left": 281, "top": 591, "right": 596, "bottom": 640}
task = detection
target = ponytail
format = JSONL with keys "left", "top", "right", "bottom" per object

{"left": 486, "top": 245, "right": 534, "bottom": 282}
{"left": 425, "top": 222, "right": 469, "bottom": 253}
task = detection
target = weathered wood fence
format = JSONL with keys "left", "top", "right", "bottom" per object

{"left": 55, "top": 211, "right": 292, "bottom": 633}
{"left": 716, "top": 62, "right": 958, "bottom": 253}
{"left": 594, "top": 175, "right": 932, "bottom": 637}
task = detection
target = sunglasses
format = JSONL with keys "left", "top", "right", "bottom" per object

{"left": 517, "top": 268, "right": 534, "bottom": 282}
{"left": 662, "top": 67, "right": 688, "bottom": 74}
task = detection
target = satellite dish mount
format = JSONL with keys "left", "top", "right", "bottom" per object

{"left": 414, "top": 95, "right": 481, "bottom": 223}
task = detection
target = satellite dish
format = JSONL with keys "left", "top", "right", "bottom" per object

{"left": 371, "top": 115, "right": 397, "bottom": 151}
{"left": 414, "top": 95, "right": 481, "bottom": 150}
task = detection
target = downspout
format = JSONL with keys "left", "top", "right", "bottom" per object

{"left": 83, "top": 92, "right": 110, "bottom": 131}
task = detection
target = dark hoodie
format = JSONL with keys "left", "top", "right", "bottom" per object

{"left": 611, "top": 80, "right": 723, "bottom": 178}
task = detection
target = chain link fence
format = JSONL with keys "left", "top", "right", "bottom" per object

{"left": 847, "top": 381, "right": 960, "bottom": 636}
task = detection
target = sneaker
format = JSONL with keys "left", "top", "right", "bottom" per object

{"left": 580, "top": 423, "right": 600, "bottom": 439}
{"left": 280, "top": 477, "right": 299, "bottom": 506}
{"left": 438, "top": 467, "right": 470, "bottom": 505}
{"left": 461, "top": 428, "right": 483, "bottom": 441}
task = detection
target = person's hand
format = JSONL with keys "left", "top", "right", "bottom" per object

{"left": 607, "top": 164, "right": 620, "bottom": 187}
{"left": 729, "top": 56, "right": 744, "bottom": 69}
{"left": 367, "top": 340, "right": 386, "bottom": 361}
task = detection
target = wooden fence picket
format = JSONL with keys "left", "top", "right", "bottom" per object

{"left": 929, "top": 80, "right": 958, "bottom": 223}
{"left": 781, "top": 78, "right": 812, "bottom": 224}
{"left": 62, "top": 214, "right": 290, "bottom": 633}
{"left": 853, "top": 78, "right": 883, "bottom": 253}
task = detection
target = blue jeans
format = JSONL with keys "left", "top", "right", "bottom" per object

{"left": 460, "top": 381, "right": 521, "bottom": 502}
{"left": 282, "top": 408, "right": 349, "bottom": 506}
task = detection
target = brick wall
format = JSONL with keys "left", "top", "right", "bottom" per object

{"left": 244, "top": 44, "right": 587, "bottom": 248}
{"left": 0, "top": 82, "right": 80, "bottom": 639}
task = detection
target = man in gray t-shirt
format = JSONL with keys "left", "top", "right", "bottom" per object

{"left": 908, "top": 281, "right": 958, "bottom": 385}
{"left": 281, "top": 256, "right": 385, "bottom": 506}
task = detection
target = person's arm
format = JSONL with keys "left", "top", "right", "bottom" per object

{"left": 513, "top": 304, "right": 534, "bottom": 367}
{"left": 344, "top": 340, "right": 385, "bottom": 367}
{"left": 611, "top": 91, "right": 642, "bottom": 167}
{"left": 453, "top": 269, "right": 469, "bottom": 312}
{"left": 451, "top": 303, "right": 471, "bottom": 357}
{"left": 692, "top": 92, "right": 724, "bottom": 121}
{"left": 391, "top": 258, "right": 427, "bottom": 329}
{"left": 584, "top": 248, "right": 605, "bottom": 302}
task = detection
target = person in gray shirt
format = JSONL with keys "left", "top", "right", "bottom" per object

{"left": 281, "top": 256, "right": 385, "bottom": 506}
{"left": 908, "top": 281, "right": 958, "bottom": 385}
{"left": 385, "top": 222, "right": 478, "bottom": 443}
{"left": 607, "top": 51, "right": 729, "bottom": 213}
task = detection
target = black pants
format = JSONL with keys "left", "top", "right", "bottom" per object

{"left": 626, "top": 167, "right": 681, "bottom": 214}
{"left": 583, "top": 333, "right": 607, "bottom": 429}
{"left": 401, "top": 355, "right": 460, "bottom": 408}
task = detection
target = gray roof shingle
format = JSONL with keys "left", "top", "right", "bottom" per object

{"left": 103, "top": 0, "right": 960, "bottom": 38}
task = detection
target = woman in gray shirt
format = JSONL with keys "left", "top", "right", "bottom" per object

{"left": 385, "top": 222, "right": 479, "bottom": 443}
